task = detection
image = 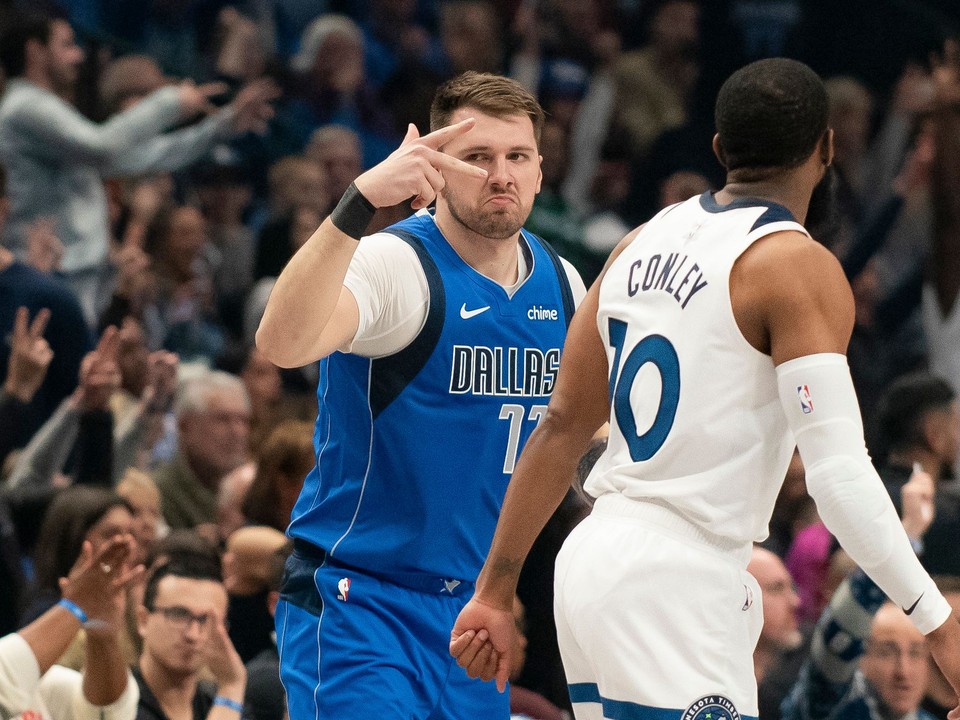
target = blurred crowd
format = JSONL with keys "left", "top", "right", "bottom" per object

{"left": 2, "top": 0, "right": 960, "bottom": 719}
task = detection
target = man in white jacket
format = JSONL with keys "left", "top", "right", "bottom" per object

{"left": 0, "top": 13, "right": 276, "bottom": 321}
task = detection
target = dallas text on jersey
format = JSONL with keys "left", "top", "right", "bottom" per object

{"left": 449, "top": 346, "right": 561, "bottom": 397}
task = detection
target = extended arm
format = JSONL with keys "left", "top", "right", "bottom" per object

{"left": 744, "top": 231, "right": 960, "bottom": 711}
{"left": 256, "top": 119, "right": 487, "bottom": 368}
{"left": 4, "top": 397, "right": 80, "bottom": 491}
{"left": 0, "top": 307, "right": 53, "bottom": 466}
{"left": 8, "top": 85, "right": 183, "bottom": 169}
{"left": 450, "top": 231, "right": 637, "bottom": 690}
{"left": 105, "top": 78, "right": 278, "bottom": 177}
{"left": 105, "top": 110, "right": 232, "bottom": 176}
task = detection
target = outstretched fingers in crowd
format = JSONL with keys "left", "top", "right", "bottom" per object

{"left": 59, "top": 535, "right": 144, "bottom": 627}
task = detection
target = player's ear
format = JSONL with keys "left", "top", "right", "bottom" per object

{"left": 819, "top": 128, "right": 834, "bottom": 167}
{"left": 711, "top": 134, "right": 727, "bottom": 168}
{"left": 536, "top": 156, "right": 543, "bottom": 194}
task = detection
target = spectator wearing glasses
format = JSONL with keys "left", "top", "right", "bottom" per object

{"left": 134, "top": 556, "right": 247, "bottom": 720}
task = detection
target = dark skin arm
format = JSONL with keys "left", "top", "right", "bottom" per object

{"left": 449, "top": 228, "right": 640, "bottom": 690}
{"left": 450, "top": 225, "right": 853, "bottom": 689}
{"left": 736, "top": 229, "right": 960, "bottom": 720}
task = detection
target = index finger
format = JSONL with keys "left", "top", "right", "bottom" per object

{"left": 95, "top": 325, "right": 120, "bottom": 360}
{"left": 199, "top": 81, "right": 229, "bottom": 98}
{"left": 432, "top": 151, "right": 489, "bottom": 179}
{"left": 29, "top": 307, "right": 51, "bottom": 338}
{"left": 12, "top": 306, "right": 28, "bottom": 339}
{"left": 417, "top": 117, "right": 477, "bottom": 150}
{"left": 449, "top": 629, "right": 477, "bottom": 658}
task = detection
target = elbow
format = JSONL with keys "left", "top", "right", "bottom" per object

{"left": 255, "top": 326, "right": 299, "bottom": 369}
{"left": 537, "top": 402, "right": 598, "bottom": 453}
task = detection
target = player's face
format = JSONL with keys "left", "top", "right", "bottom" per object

{"left": 437, "top": 107, "right": 542, "bottom": 241}
{"left": 860, "top": 605, "right": 928, "bottom": 716}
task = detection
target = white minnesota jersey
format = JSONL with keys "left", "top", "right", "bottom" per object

{"left": 585, "top": 192, "right": 808, "bottom": 545}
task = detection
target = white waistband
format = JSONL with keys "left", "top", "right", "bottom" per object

{"left": 591, "top": 493, "right": 752, "bottom": 567}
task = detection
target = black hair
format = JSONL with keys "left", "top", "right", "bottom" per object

{"left": 877, "top": 373, "right": 955, "bottom": 454}
{"left": 142, "top": 553, "right": 223, "bottom": 611}
{"left": 715, "top": 58, "right": 829, "bottom": 173}
{"left": 0, "top": 14, "right": 53, "bottom": 79}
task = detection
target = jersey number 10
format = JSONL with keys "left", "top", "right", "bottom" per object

{"left": 607, "top": 318, "right": 681, "bottom": 461}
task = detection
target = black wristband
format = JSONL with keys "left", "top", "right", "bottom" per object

{"left": 331, "top": 182, "right": 376, "bottom": 240}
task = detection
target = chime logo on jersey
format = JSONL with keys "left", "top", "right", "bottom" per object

{"left": 797, "top": 384, "right": 814, "bottom": 414}
{"left": 527, "top": 304, "right": 559, "bottom": 321}
{"left": 681, "top": 695, "right": 741, "bottom": 720}
{"left": 337, "top": 577, "right": 351, "bottom": 602}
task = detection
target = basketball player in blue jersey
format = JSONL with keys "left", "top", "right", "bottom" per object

{"left": 451, "top": 58, "right": 960, "bottom": 720}
{"left": 256, "top": 72, "right": 585, "bottom": 719}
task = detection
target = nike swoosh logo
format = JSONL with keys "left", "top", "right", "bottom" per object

{"left": 460, "top": 303, "right": 491, "bottom": 319}
{"left": 903, "top": 593, "right": 923, "bottom": 615}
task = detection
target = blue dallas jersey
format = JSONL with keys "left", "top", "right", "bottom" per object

{"left": 287, "top": 211, "right": 574, "bottom": 582}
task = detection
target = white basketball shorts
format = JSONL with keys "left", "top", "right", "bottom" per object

{"left": 554, "top": 493, "right": 763, "bottom": 720}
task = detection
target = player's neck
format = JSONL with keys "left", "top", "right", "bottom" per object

{"left": 433, "top": 213, "right": 521, "bottom": 286}
{"left": 718, "top": 165, "right": 816, "bottom": 225}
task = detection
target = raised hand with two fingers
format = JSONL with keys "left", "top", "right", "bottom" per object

{"left": 4, "top": 306, "right": 53, "bottom": 403}
{"left": 353, "top": 119, "right": 488, "bottom": 211}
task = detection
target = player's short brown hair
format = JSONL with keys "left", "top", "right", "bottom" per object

{"left": 430, "top": 71, "right": 545, "bottom": 146}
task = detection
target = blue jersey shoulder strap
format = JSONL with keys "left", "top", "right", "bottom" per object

{"left": 525, "top": 231, "right": 575, "bottom": 327}
{"left": 369, "top": 228, "right": 446, "bottom": 419}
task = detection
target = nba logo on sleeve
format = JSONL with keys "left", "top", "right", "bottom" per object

{"left": 796, "top": 385, "right": 814, "bottom": 414}
{"left": 337, "top": 577, "right": 351, "bottom": 602}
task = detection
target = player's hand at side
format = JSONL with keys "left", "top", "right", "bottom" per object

{"left": 353, "top": 119, "right": 488, "bottom": 211}
{"left": 450, "top": 597, "right": 515, "bottom": 693}
{"left": 926, "top": 614, "right": 960, "bottom": 720}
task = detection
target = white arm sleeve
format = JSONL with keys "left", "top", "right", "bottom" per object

{"left": 560, "top": 256, "right": 588, "bottom": 308}
{"left": 776, "top": 353, "right": 952, "bottom": 634}
{"left": 341, "top": 233, "right": 430, "bottom": 358}
{"left": 340, "top": 231, "right": 586, "bottom": 357}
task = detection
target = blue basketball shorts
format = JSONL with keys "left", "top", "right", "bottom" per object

{"left": 275, "top": 543, "right": 509, "bottom": 720}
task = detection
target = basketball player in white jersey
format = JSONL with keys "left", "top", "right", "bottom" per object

{"left": 450, "top": 58, "right": 960, "bottom": 720}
